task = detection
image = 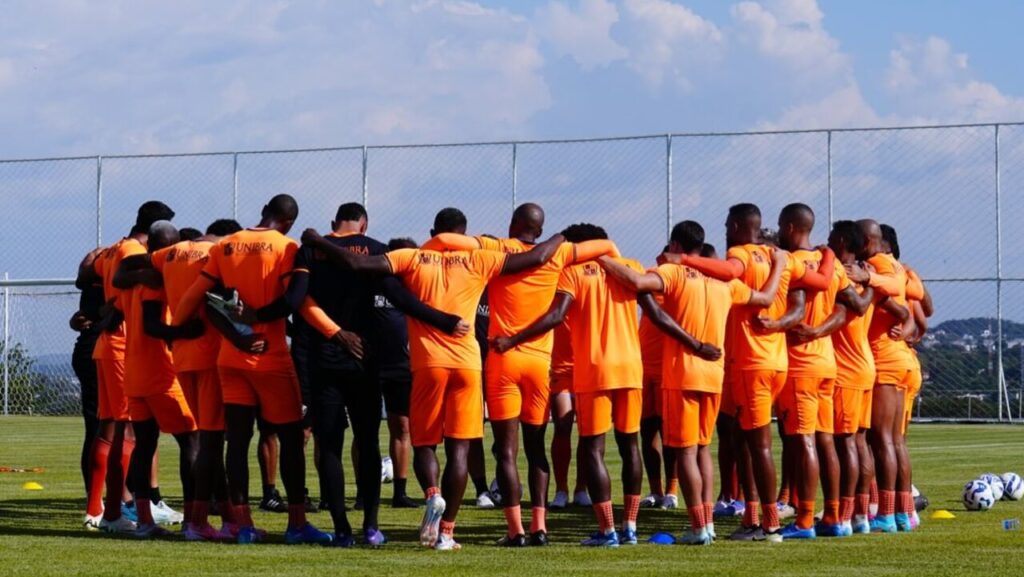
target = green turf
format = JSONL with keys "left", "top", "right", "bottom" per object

{"left": 1, "top": 417, "right": 1024, "bottom": 576}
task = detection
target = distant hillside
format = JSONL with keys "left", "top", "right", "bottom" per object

{"left": 932, "top": 317, "right": 1024, "bottom": 340}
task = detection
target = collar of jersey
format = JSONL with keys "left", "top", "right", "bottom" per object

{"left": 327, "top": 231, "right": 361, "bottom": 238}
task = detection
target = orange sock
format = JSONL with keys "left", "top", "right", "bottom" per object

{"left": 623, "top": 494, "right": 641, "bottom": 531}
{"left": 703, "top": 502, "right": 713, "bottom": 524}
{"left": 503, "top": 505, "right": 525, "bottom": 537}
{"left": 440, "top": 520, "right": 455, "bottom": 537}
{"left": 870, "top": 479, "right": 879, "bottom": 506}
{"left": 840, "top": 496, "right": 856, "bottom": 523}
{"left": 593, "top": 501, "right": 615, "bottom": 532}
{"left": 666, "top": 479, "right": 679, "bottom": 496}
{"left": 86, "top": 438, "right": 111, "bottom": 517}
{"left": 743, "top": 501, "right": 761, "bottom": 527}
{"left": 192, "top": 501, "right": 210, "bottom": 527}
{"left": 687, "top": 506, "right": 706, "bottom": 530}
{"left": 426, "top": 486, "right": 440, "bottom": 499}
{"left": 796, "top": 500, "right": 816, "bottom": 529}
{"left": 530, "top": 507, "right": 546, "bottom": 534}
{"left": 217, "top": 500, "right": 235, "bottom": 523}
{"left": 120, "top": 437, "right": 135, "bottom": 485}
{"left": 823, "top": 499, "right": 840, "bottom": 525}
{"left": 879, "top": 490, "right": 896, "bottom": 516}
{"left": 777, "top": 486, "right": 790, "bottom": 505}
{"left": 897, "top": 491, "right": 913, "bottom": 515}
{"left": 762, "top": 502, "right": 780, "bottom": 532}
{"left": 235, "top": 504, "right": 254, "bottom": 527}
{"left": 855, "top": 493, "right": 870, "bottom": 517}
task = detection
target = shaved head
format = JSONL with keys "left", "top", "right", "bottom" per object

{"left": 858, "top": 219, "right": 882, "bottom": 259}
{"left": 510, "top": 202, "right": 545, "bottom": 240}
{"left": 779, "top": 203, "right": 815, "bottom": 231}
{"left": 148, "top": 220, "right": 179, "bottom": 252}
{"left": 726, "top": 203, "right": 762, "bottom": 247}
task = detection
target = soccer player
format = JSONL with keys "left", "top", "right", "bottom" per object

{"left": 492, "top": 223, "right": 652, "bottom": 547}
{"left": 677, "top": 203, "right": 833, "bottom": 542}
{"left": 300, "top": 207, "right": 565, "bottom": 551}
{"left": 290, "top": 202, "right": 467, "bottom": 546}
{"left": 172, "top": 194, "right": 332, "bottom": 545}
{"left": 547, "top": 319, "right": 589, "bottom": 509}
{"left": 77, "top": 200, "right": 175, "bottom": 533}
{"left": 118, "top": 221, "right": 201, "bottom": 537}
{"left": 844, "top": 219, "right": 914, "bottom": 534}
{"left": 71, "top": 248, "right": 105, "bottom": 502}
{"left": 428, "top": 203, "right": 621, "bottom": 546}
{"left": 599, "top": 220, "right": 787, "bottom": 545}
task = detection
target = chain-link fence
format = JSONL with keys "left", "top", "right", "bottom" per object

{"left": 2, "top": 123, "right": 1023, "bottom": 420}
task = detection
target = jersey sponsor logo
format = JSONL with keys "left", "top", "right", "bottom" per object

{"left": 477, "top": 303, "right": 489, "bottom": 317}
{"left": 417, "top": 253, "right": 470, "bottom": 267}
{"left": 582, "top": 263, "right": 600, "bottom": 276}
{"left": 172, "top": 249, "right": 209, "bottom": 264}
{"left": 374, "top": 294, "right": 395, "bottom": 309}
{"left": 223, "top": 241, "right": 274, "bottom": 256}
{"left": 752, "top": 251, "right": 766, "bottom": 264}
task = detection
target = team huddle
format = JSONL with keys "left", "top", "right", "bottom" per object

{"left": 69, "top": 194, "right": 932, "bottom": 549}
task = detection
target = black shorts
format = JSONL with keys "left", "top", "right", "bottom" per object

{"left": 381, "top": 377, "right": 412, "bottom": 417}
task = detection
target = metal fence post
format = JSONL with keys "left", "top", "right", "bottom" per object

{"left": 666, "top": 134, "right": 673, "bottom": 241}
{"left": 995, "top": 124, "right": 1006, "bottom": 421}
{"left": 512, "top": 143, "right": 518, "bottom": 211}
{"left": 95, "top": 156, "right": 103, "bottom": 247}
{"left": 2, "top": 272, "right": 8, "bottom": 416}
{"left": 232, "top": 153, "right": 239, "bottom": 219}
{"left": 362, "top": 146, "right": 369, "bottom": 208}
{"left": 827, "top": 130, "right": 833, "bottom": 225}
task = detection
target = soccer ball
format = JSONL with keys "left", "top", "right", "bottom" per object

{"left": 381, "top": 457, "right": 394, "bottom": 484}
{"left": 1001, "top": 472, "right": 1024, "bottom": 501}
{"left": 962, "top": 480, "right": 995, "bottom": 511}
{"left": 979, "top": 473, "right": 1005, "bottom": 501}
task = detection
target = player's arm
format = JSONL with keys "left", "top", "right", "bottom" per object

{"left": 638, "top": 293, "right": 721, "bottom": 361}
{"left": 836, "top": 284, "right": 874, "bottom": 316}
{"left": 112, "top": 254, "right": 162, "bottom": 290}
{"left": 500, "top": 233, "right": 566, "bottom": 275}
{"left": 878, "top": 297, "right": 915, "bottom": 341}
{"left": 172, "top": 275, "right": 218, "bottom": 326}
{"left": 745, "top": 249, "right": 789, "bottom": 308}
{"left": 597, "top": 256, "right": 665, "bottom": 293}
{"left": 848, "top": 261, "right": 903, "bottom": 297}
{"left": 905, "top": 267, "right": 925, "bottom": 301}
{"left": 754, "top": 288, "right": 806, "bottom": 333}
{"left": 421, "top": 233, "right": 482, "bottom": 252}
{"left": 75, "top": 248, "right": 104, "bottom": 290}
{"left": 233, "top": 269, "right": 310, "bottom": 325}
{"left": 573, "top": 240, "right": 621, "bottom": 262}
{"left": 791, "top": 247, "right": 836, "bottom": 291}
{"left": 298, "top": 296, "right": 365, "bottom": 359}
{"left": 378, "top": 276, "right": 469, "bottom": 336}
{"left": 143, "top": 299, "right": 203, "bottom": 342}
{"left": 791, "top": 303, "right": 848, "bottom": 344}
{"left": 491, "top": 292, "right": 572, "bottom": 353}
{"left": 909, "top": 300, "right": 929, "bottom": 345}
{"left": 300, "top": 229, "right": 391, "bottom": 274}
{"left": 677, "top": 254, "right": 745, "bottom": 281}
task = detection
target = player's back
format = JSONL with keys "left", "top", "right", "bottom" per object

{"left": 866, "top": 253, "right": 912, "bottom": 368}
{"left": 833, "top": 291, "right": 876, "bottom": 389}
{"left": 558, "top": 259, "right": 642, "bottom": 392}
{"left": 788, "top": 249, "right": 844, "bottom": 376}
{"left": 154, "top": 240, "right": 219, "bottom": 373}
{"left": 301, "top": 233, "right": 386, "bottom": 336}
{"left": 123, "top": 285, "right": 176, "bottom": 397}
{"left": 727, "top": 243, "right": 794, "bottom": 372}
{"left": 93, "top": 238, "right": 146, "bottom": 360}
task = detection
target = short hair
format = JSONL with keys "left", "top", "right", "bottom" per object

{"left": 178, "top": 228, "right": 202, "bottom": 241}
{"left": 262, "top": 194, "right": 299, "bottom": 221}
{"left": 147, "top": 220, "right": 179, "bottom": 252}
{"left": 335, "top": 202, "right": 367, "bottom": 223}
{"left": 388, "top": 237, "right": 418, "bottom": 251}
{"left": 728, "top": 203, "right": 761, "bottom": 222}
{"left": 670, "top": 220, "right": 705, "bottom": 253}
{"left": 831, "top": 220, "right": 865, "bottom": 255}
{"left": 134, "top": 200, "right": 175, "bottom": 233}
{"left": 433, "top": 208, "right": 467, "bottom": 234}
{"left": 561, "top": 223, "right": 608, "bottom": 243}
{"left": 700, "top": 243, "right": 717, "bottom": 258}
{"left": 206, "top": 219, "right": 242, "bottom": 237}
{"left": 880, "top": 224, "right": 900, "bottom": 260}
{"left": 780, "top": 203, "right": 815, "bottom": 230}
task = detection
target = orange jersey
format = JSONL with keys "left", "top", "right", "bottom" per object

{"left": 123, "top": 286, "right": 177, "bottom": 397}
{"left": 726, "top": 243, "right": 806, "bottom": 372}
{"left": 557, "top": 259, "right": 643, "bottom": 393}
{"left": 638, "top": 292, "right": 666, "bottom": 378}
{"left": 866, "top": 253, "right": 914, "bottom": 372}
{"left": 385, "top": 248, "right": 508, "bottom": 371}
{"left": 655, "top": 263, "right": 752, "bottom": 393}
{"left": 787, "top": 249, "right": 850, "bottom": 378}
{"left": 550, "top": 319, "right": 573, "bottom": 377}
{"left": 833, "top": 285, "right": 876, "bottom": 390}
{"left": 92, "top": 238, "right": 146, "bottom": 361}
{"left": 201, "top": 229, "right": 302, "bottom": 371}
{"left": 152, "top": 240, "right": 220, "bottom": 372}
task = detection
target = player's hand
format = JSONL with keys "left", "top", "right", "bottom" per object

{"left": 694, "top": 342, "right": 722, "bottom": 361}
{"left": 790, "top": 323, "right": 817, "bottom": 343}
{"left": 491, "top": 336, "right": 514, "bottom": 353}
{"left": 230, "top": 303, "right": 258, "bottom": 325}
{"left": 753, "top": 315, "right": 778, "bottom": 333}
{"left": 333, "top": 329, "right": 365, "bottom": 359}
{"left": 845, "top": 262, "right": 869, "bottom": 283}
{"left": 245, "top": 334, "right": 268, "bottom": 354}
{"left": 453, "top": 319, "right": 471, "bottom": 338}
{"left": 301, "top": 228, "right": 323, "bottom": 246}
{"left": 772, "top": 248, "right": 789, "bottom": 266}
{"left": 69, "top": 312, "right": 92, "bottom": 332}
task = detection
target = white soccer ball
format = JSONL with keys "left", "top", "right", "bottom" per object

{"left": 980, "top": 473, "right": 1005, "bottom": 501}
{"left": 1001, "top": 472, "right": 1024, "bottom": 501}
{"left": 962, "top": 480, "right": 996, "bottom": 511}
{"left": 381, "top": 457, "right": 394, "bottom": 484}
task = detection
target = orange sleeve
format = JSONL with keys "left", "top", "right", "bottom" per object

{"left": 572, "top": 239, "right": 619, "bottom": 263}
{"left": 385, "top": 248, "right": 419, "bottom": 275}
{"left": 867, "top": 256, "right": 902, "bottom": 296}
{"left": 421, "top": 233, "right": 482, "bottom": 252}
{"left": 905, "top": 269, "right": 925, "bottom": 301}
{"left": 472, "top": 249, "right": 509, "bottom": 280}
{"left": 729, "top": 279, "right": 753, "bottom": 304}
{"left": 151, "top": 247, "right": 169, "bottom": 273}
{"left": 299, "top": 296, "right": 340, "bottom": 338}
{"left": 681, "top": 254, "right": 745, "bottom": 281}
{"left": 793, "top": 250, "right": 832, "bottom": 291}
{"left": 201, "top": 242, "right": 222, "bottom": 281}
{"left": 654, "top": 264, "right": 679, "bottom": 295}
{"left": 556, "top": 267, "right": 577, "bottom": 299}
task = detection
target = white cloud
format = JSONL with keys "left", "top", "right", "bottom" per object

{"left": 534, "top": 0, "right": 627, "bottom": 70}
{"left": 618, "top": 0, "right": 723, "bottom": 90}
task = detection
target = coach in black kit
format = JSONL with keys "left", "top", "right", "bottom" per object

{"left": 291, "top": 203, "right": 465, "bottom": 545}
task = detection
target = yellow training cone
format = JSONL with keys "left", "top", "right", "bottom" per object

{"left": 931, "top": 510, "right": 956, "bottom": 520}
{"left": 22, "top": 481, "right": 43, "bottom": 491}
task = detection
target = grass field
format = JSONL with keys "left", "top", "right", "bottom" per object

{"left": 2, "top": 417, "right": 1024, "bottom": 576}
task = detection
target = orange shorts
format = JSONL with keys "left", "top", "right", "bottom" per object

{"left": 902, "top": 367, "right": 923, "bottom": 435}
{"left": 485, "top": 351, "right": 550, "bottom": 426}
{"left": 576, "top": 388, "right": 642, "bottom": 437}
{"left": 411, "top": 368, "right": 484, "bottom": 446}
{"left": 777, "top": 376, "right": 822, "bottom": 436}
{"left": 219, "top": 366, "right": 303, "bottom": 425}
{"left": 833, "top": 386, "right": 864, "bottom": 436}
{"left": 550, "top": 371, "right": 573, "bottom": 395}
{"left": 662, "top": 390, "right": 721, "bottom": 448}
{"left": 859, "top": 388, "right": 873, "bottom": 430}
{"left": 127, "top": 385, "right": 197, "bottom": 434}
{"left": 816, "top": 378, "right": 836, "bottom": 434}
{"left": 641, "top": 374, "right": 663, "bottom": 420}
{"left": 97, "top": 358, "right": 129, "bottom": 421}
{"left": 178, "top": 370, "right": 225, "bottom": 431}
{"left": 876, "top": 367, "right": 915, "bottom": 390}
{"left": 734, "top": 369, "right": 786, "bottom": 431}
